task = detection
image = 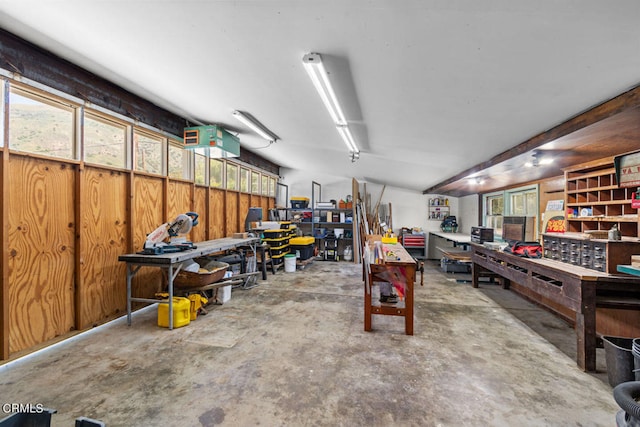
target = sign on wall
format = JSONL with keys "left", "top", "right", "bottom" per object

{"left": 614, "top": 150, "right": 640, "bottom": 188}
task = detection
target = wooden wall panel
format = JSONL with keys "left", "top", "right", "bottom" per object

{"left": 8, "top": 157, "right": 76, "bottom": 353}
{"left": 225, "top": 191, "right": 239, "bottom": 236}
{"left": 193, "top": 186, "right": 207, "bottom": 242}
{"left": 209, "top": 189, "right": 225, "bottom": 239}
{"left": 167, "top": 180, "right": 194, "bottom": 240}
{"left": 167, "top": 181, "right": 192, "bottom": 219}
{"left": 239, "top": 193, "right": 250, "bottom": 232}
{"left": 79, "top": 167, "right": 128, "bottom": 329}
{"left": 132, "top": 175, "right": 164, "bottom": 297}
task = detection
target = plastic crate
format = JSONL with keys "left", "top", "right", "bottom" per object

{"left": 263, "top": 236, "right": 290, "bottom": 246}
{"left": 290, "top": 197, "right": 309, "bottom": 209}
{"left": 263, "top": 229, "right": 287, "bottom": 239}
{"left": 291, "top": 244, "right": 314, "bottom": 260}
{"left": 270, "top": 245, "right": 290, "bottom": 257}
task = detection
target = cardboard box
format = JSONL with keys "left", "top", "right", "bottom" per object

{"left": 233, "top": 232, "right": 249, "bottom": 239}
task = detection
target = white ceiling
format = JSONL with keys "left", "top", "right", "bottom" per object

{"left": 0, "top": 1, "right": 639, "bottom": 192}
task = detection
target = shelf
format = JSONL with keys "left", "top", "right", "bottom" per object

{"left": 564, "top": 162, "right": 639, "bottom": 237}
{"left": 567, "top": 216, "right": 638, "bottom": 223}
{"left": 567, "top": 201, "right": 631, "bottom": 206}
{"left": 313, "top": 208, "right": 353, "bottom": 212}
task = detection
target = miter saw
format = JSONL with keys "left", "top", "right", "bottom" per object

{"left": 140, "top": 212, "right": 199, "bottom": 255}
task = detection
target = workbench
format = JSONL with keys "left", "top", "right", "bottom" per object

{"left": 429, "top": 231, "right": 472, "bottom": 249}
{"left": 119, "top": 237, "right": 261, "bottom": 329}
{"left": 471, "top": 243, "right": 640, "bottom": 371}
{"left": 364, "top": 242, "right": 417, "bottom": 335}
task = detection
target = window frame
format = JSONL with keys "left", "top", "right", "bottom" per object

{"left": 8, "top": 85, "right": 78, "bottom": 160}
{"left": 482, "top": 184, "right": 539, "bottom": 241}
{"left": 133, "top": 128, "right": 165, "bottom": 175}
{"left": 83, "top": 110, "right": 129, "bottom": 168}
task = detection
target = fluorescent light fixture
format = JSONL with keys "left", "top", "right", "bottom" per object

{"left": 232, "top": 110, "right": 279, "bottom": 143}
{"left": 303, "top": 52, "right": 360, "bottom": 159}
{"left": 337, "top": 125, "right": 358, "bottom": 152}
{"left": 303, "top": 53, "right": 347, "bottom": 125}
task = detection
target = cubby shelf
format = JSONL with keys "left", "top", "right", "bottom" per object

{"left": 564, "top": 162, "right": 640, "bottom": 237}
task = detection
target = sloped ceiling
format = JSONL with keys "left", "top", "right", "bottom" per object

{"left": 0, "top": 1, "right": 639, "bottom": 194}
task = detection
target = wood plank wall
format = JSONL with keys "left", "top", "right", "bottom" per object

{"left": 1, "top": 153, "right": 274, "bottom": 359}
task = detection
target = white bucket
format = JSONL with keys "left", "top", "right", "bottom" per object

{"left": 284, "top": 254, "right": 296, "bottom": 272}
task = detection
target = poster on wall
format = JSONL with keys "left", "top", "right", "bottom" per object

{"left": 614, "top": 150, "right": 640, "bottom": 188}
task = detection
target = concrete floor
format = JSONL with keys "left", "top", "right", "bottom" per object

{"left": 0, "top": 260, "right": 620, "bottom": 426}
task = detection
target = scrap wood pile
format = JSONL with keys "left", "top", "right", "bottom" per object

{"left": 356, "top": 184, "right": 393, "bottom": 242}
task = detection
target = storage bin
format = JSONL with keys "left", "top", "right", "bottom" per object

{"left": 290, "top": 236, "right": 315, "bottom": 259}
{"left": 290, "top": 197, "right": 309, "bottom": 209}
{"left": 263, "top": 229, "right": 287, "bottom": 239}
{"left": 290, "top": 236, "right": 315, "bottom": 246}
{"left": 270, "top": 245, "right": 290, "bottom": 257}
{"left": 271, "top": 252, "right": 287, "bottom": 264}
{"left": 291, "top": 243, "right": 314, "bottom": 260}
{"left": 262, "top": 236, "right": 290, "bottom": 246}
{"left": 157, "top": 297, "right": 191, "bottom": 328}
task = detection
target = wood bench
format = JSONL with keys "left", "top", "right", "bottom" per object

{"left": 470, "top": 242, "right": 640, "bottom": 372}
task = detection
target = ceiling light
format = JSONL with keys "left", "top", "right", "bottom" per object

{"left": 337, "top": 125, "right": 358, "bottom": 151}
{"left": 526, "top": 151, "right": 553, "bottom": 168}
{"left": 303, "top": 52, "right": 360, "bottom": 160}
{"left": 232, "top": 110, "right": 279, "bottom": 143}
{"left": 303, "top": 53, "right": 347, "bottom": 125}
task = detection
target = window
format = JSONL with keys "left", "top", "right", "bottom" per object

{"left": 269, "top": 177, "right": 276, "bottom": 197}
{"left": 4, "top": 79, "right": 279, "bottom": 193}
{"left": 240, "top": 168, "right": 250, "bottom": 193}
{"left": 168, "top": 140, "right": 191, "bottom": 180}
{"left": 84, "top": 112, "right": 127, "bottom": 168}
{"left": 226, "top": 162, "right": 238, "bottom": 191}
{"left": 9, "top": 87, "right": 75, "bottom": 159}
{"left": 483, "top": 192, "right": 504, "bottom": 238}
{"left": 483, "top": 185, "right": 539, "bottom": 240}
{"left": 251, "top": 171, "right": 260, "bottom": 194}
{"left": 134, "top": 130, "right": 163, "bottom": 174}
{"left": 210, "top": 159, "right": 223, "bottom": 188}
{"left": 508, "top": 188, "right": 538, "bottom": 216}
{"left": 194, "top": 149, "right": 206, "bottom": 185}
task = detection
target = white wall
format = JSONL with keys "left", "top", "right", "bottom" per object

{"left": 280, "top": 168, "right": 465, "bottom": 235}
{"left": 457, "top": 194, "right": 480, "bottom": 234}
{"left": 280, "top": 170, "right": 487, "bottom": 259}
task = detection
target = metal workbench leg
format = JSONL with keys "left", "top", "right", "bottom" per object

{"left": 168, "top": 265, "right": 174, "bottom": 330}
{"left": 126, "top": 264, "right": 142, "bottom": 326}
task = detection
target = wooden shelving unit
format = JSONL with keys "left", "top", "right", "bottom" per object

{"left": 565, "top": 161, "right": 640, "bottom": 237}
